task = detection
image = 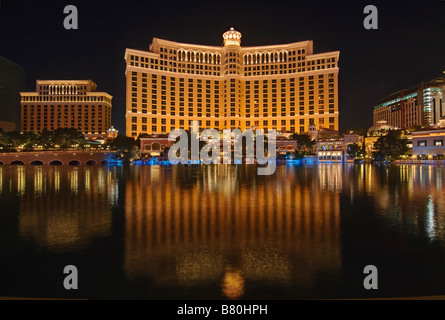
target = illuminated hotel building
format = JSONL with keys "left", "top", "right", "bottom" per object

{"left": 373, "top": 76, "right": 445, "bottom": 130}
{"left": 124, "top": 28, "right": 340, "bottom": 137}
{"left": 20, "top": 80, "right": 113, "bottom": 136}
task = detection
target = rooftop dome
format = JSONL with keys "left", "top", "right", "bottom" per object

{"left": 368, "top": 120, "right": 395, "bottom": 133}
{"left": 223, "top": 27, "right": 242, "bottom": 46}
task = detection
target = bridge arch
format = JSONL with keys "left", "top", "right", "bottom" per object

{"left": 50, "top": 160, "right": 63, "bottom": 166}
{"left": 0, "top": 161, "right": 3, "bottom": 165}
{"left": 68, "top": 160, "right": 81, "bottom": 166}
{"left": 30, "top": 160, "right": 44, "bottom": 166}
{"left": 86, "top": 160, "right": 97, "bottom": 166}
{"left": 11, "top": 160, "right": 25, "bottom": 165}
{"left": 101, "top": 160, "right": 109, "bottom": 165}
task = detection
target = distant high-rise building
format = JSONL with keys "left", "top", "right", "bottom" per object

{"left": 0, "top": 56, "right": 26, "bottom": 131}
{"left": 20, "top": 80, "right": 113, "bottom": 137}
{"left": 373, "top": 76, "right": 445, "bottom": 130}
{"left": 124, "top": 28, "right": 340, "bottom": 138}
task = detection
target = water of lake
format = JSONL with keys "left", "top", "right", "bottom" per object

{"left": 0, "top": 163, "right": 444, "bottom": 299}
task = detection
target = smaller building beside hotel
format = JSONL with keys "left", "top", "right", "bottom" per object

{"left": 412, "top": 127, "right": 445, "bottom": 160}
{"left": 276, "top": 137, "right": 298, "bottom": 155}
{"left": 364, "top": 120, "right": 396, "bottom": 157}
{"left": 316, "top": 132, "right": 361, "bottom": 162}
{"left": 140, "top": 135, "right": 174, "bottom": 157}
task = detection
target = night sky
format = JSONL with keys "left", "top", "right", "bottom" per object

{"left": 1, "top": 0, "right": 444, "bottom": 134}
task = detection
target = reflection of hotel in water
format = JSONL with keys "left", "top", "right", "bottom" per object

{"left": 0, "top": 166, "right": 118, "bottom": 251}
{"left": 2, "top": 163, "right": 445, "bottom": 297}
{"left": 124, "top": 165, "right": 343, "bottom": 296}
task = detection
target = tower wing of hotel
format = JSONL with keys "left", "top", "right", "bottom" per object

{"left": 125, "top": 28, "right": 340, "bottom": 137}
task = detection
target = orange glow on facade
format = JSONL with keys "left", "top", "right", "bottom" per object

{"left": 125, "top": 28, "right": 340, "bottom": 137}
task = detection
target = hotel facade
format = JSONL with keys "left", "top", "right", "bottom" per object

{"left": 124, "top": 28, "right": 340, "bottom": 138}
{"left": 373, "top": 77, "right": 445, "bottom": 130}
{"left": 20, "top": 80, "right": 113, "bottom": 137}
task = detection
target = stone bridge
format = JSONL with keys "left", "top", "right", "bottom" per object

{"left": 0, "top": 151, "right": 118, "bottom": 166}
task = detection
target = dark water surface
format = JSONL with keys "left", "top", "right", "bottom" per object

{"left": 0, "top": 163, "right": 444, "bottom": 299}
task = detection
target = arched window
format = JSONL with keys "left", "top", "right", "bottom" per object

{"left": 282, "top": 51, "right": 288, "bottom": 62}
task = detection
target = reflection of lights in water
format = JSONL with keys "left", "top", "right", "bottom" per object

{"left": 34, "top": 166, "right": 43, "bottom": 196}
{"left": 151, "top": 166, "right": 160, "bottom": 182}
{"left": 0, "top": 167, "right": 2, "bottom": 194}
{"left": 85, "top": 168, "right": 91, "bottom": 193}
{"left": 54, "top": 168, "right": 60, "bottom": 193}
{"left": 46, "top": 216, "right": 80, "bottom": 249}
{"left": 356, "top": 164, "right": 364, "bottom": 193}
{"left": 107, "top": 170, "right": 113, "bottom": 186}
{"left": 211, "top": 165, "right": 218, "bottom": 190}
{"left": 426, "top": 195, "right": 436, "bottom": 240}
{"left": 436, "top": 169, "right": 442, "bottom": 192}
{"left": 241, "top": 248, "right": 291, "bottom": 282}
{"left": 175, "top": 250, "right": 223, "bottom": 283}
{"left": 419, "top": 166, "right": 424, "bottom": 186}
{"left": 18, "top": 167, "right": 114, "bottom": 252}
{"left": 365, "top": 165, "right": 372, "bottom": 193}
{"left": 318, "top": 164, "right": 342, "bottom": 192}
{"left": 124, "top": 165, "right": 341, "bottom": 287}
{"left": 222, "top": 268, "right": 245, "bottom": 300}
{"left": 108, "top": 172, "right": 119, "bottom": 207}
{"left": 98, "top": 168, "right": 105, "bottom": 192}
{"left": 405, "top": 166, "right": 414, "bottom": 199}
{"left": 17, "top": 166, "right": 25, "bottom": 196}
{"left": 70, "top": 168, "right": 79, "bottom": 194}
